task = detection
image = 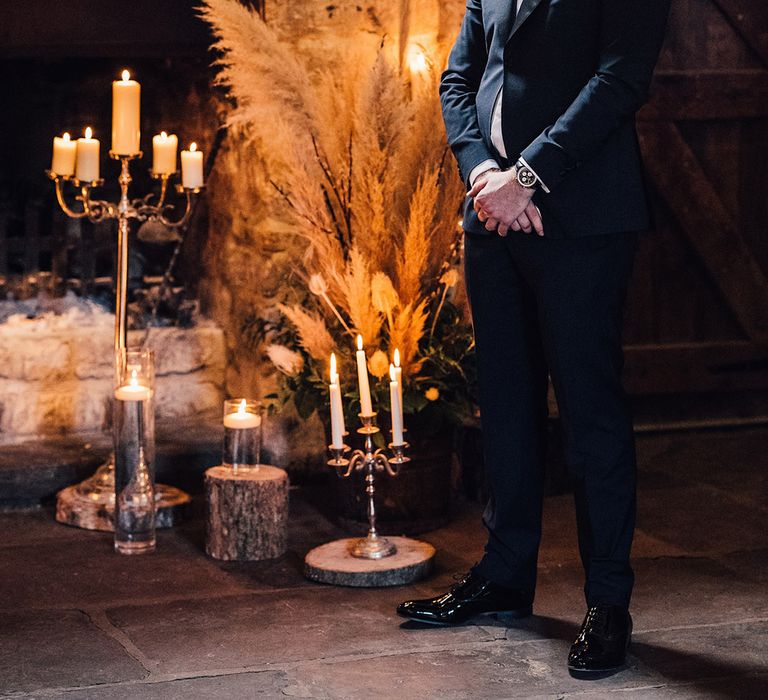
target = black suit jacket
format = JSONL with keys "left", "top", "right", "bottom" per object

{"left": 441, "top": 0, "right": 670, "bottom": 237}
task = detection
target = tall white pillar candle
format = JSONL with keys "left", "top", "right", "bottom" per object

{"left": 329, "top": 353, "right": 345, "bottom": 448}
{"left": 112, "top": 70, "right": 141, "bottom": 156}
{"left": 355, "top": 335, "right": 373, "bottom": 416}
{"left": 389, "top": 364, "right": 404, "bottom": 445}
{"left": 51, "top": 132, "right": 76, "bottom": 176}
{"left": 152, "top": 131, "right": 178, "bottom": 175}
{"left": 75, "top": 127, "right": 100, "bottom": 182}
{"left": 181, "top": 142, "right": 204, "bottom": 188}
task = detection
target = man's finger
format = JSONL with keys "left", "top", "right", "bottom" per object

{"left": 485, "top": 217, "right": 499, "bottom": 232}
{"left": 510, "top": 220, "right": 521, "bottom": 231}
{"left": 467, "top": 179, "right": 489, "bottom": 198}
{"left": 526, "top": 202, "right": 544, "bottom": 237}
{"left": 517, "top": 212, "right": 533, "bottom": 233}
{"left": 477, "top": 208, "right": 488, "bottom": 222}
{"left": 497, "top": 222, "right": 509, "bottom": 237}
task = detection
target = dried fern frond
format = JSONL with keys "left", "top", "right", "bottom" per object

{"left": 389, "top": 300, "right": 429, "bottom": 376}
{"left": 338, "top": 247, "right": 382, "bottom": 346}
{"left": 396, "top": 168, "right": 440, "bottom": 302}
{"left": 277, "top": 303, "right": 335, "bottom": 366}
{"left": 200, "top": 0, "right": 318, "bottom": 140}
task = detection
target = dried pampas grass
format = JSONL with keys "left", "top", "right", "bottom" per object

{"left": 200, "top": 0, "right": 464, "bottom": 380}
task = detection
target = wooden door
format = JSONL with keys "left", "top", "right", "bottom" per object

{"left": 624, "top": 0, "right": 768, "bottom": 396}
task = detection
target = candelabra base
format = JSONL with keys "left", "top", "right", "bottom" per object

{"left": 304, "top": 536, "right": 435, "bottom": 588}
{"left": 55, "top": 457, "right": 190, "bottom": 532}
{"left": 349, "top": 533, "right": 397, "bottom": 559}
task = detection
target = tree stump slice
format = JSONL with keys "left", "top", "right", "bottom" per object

{"left": 304, "top": 537, "right": 435, "bottom": 587}
{"left": 56, "top": 483, "right": 190, "bottom": 532}
{"left": 205, "top": 465, "right": 289, "bottom": 561}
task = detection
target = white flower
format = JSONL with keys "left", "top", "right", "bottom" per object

{"left": 371, "top": 272, "right": 400, "bottom": 315}
{"left": 368, "top": 349, "right": 389, "bottom": 378}
{"left": 308, "top": 273, "right": 328, "bottom": 296}
{"left": 266, "top": 344, "right": 304, "bottom": 376}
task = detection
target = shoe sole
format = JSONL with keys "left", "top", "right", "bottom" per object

{"left": 568, "top": 629, "right": 632, "bottom": 680}
{"left": 398, "top": 605, "right": 533, "bottom": 626}
{"left": 567, "top": 665, "right": 626, "bottom": 681}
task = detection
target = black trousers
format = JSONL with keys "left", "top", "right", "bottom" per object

{"left": 464, "top": 229, "right": 639, "bottom": 608}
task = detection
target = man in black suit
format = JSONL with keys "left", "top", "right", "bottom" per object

{"left": 398, "top": 0, "right": 670, "bottom": 678}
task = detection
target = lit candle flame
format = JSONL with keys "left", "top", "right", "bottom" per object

{"left": 84, "top": 127, "right": 92, "bottom": 139}
{"left": 189, "top": 142, "right": 198, "bottom": 152}
{"left": 357, "top": 334, "right": 363, "bottom": 351}
{"left": 330, "top": 352, "right": 337, "bottom": 380}
{"left": 62, "top": 132, "right": 70, "bottom": 141}
{"left": 129, "top": 369, "right": 138, "bottom": 387}
{"left": 394, "top": 348, "right": 400, "bottom": 367}
{"left": 121, "top": 69, "right": 130, "bottom": 82}
{"left": 237, "top": 398, "right": 247, "bottom": 415}
{"left": 161, "top": 131, "right": 168, "bottom": 139}
{"left": 390, "top": 364, "right": 397, "bottom": 382}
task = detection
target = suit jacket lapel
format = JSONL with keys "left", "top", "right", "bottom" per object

{"left": 506, "top": 0, "right": 545, "bottom": 44}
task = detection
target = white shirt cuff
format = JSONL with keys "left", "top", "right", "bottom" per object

{"left": 468, "top": 159, "right": 501, "bottom": 187}
{"left": 518, "top": 156, "right": 550, "bottom": 194}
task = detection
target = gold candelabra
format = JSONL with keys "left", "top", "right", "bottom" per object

{"left": 49, "top": 152, "right": 200, "bottom": 530}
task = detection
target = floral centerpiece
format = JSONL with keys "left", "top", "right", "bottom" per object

{"left": 201, "top": 0, "right": 477, "bottom": 441}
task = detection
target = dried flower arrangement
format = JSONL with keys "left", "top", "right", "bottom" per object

{"left": 200, "top": 0, "right": 477, "bottom": 436}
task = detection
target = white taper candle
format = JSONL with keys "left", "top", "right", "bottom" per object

{"left": 355, "top": 335, "right": 373, "bottom": 416}
{"left": 389, "top": 364, "right": 403, "bottom": 445}
{"left": 329, "top": 353, "right": 345, "bottom": 448}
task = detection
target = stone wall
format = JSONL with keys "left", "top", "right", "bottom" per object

{"left": 0, "top": 307, "right": 225, "bottom": 444}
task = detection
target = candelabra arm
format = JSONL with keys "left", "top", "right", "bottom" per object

{"left": 157, "top": 189, "right": 193, "bottom": 229}
{"left": 52, "top": 176, "right": 88, "bottom": 219}
{"left": 157, "top": 175, "right": 170, "bottom": 208}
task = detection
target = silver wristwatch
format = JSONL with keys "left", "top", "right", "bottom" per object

{"left": 514, "top": 159, "right": 539, "bottom": 189}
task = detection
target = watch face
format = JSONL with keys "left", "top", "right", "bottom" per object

{"left": 518, "top": 168, "right": 537, "bottom": 188}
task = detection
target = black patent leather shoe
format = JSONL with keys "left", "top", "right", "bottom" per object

{"left": 396, "top": 570, "right": 533, "bottom": 626}
{"left": 568, "top": 604, "right": 632, "bottom": 679}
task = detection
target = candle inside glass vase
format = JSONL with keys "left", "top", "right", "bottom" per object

{"left": 222, "top": 399, "right": 263, "bottom": 474}
{"left": 113, "top": 348, "right": 156, "bottom": 555}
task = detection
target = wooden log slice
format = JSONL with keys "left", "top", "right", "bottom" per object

{"left": 205, "top": 464, "right": 289, "bottom": 561}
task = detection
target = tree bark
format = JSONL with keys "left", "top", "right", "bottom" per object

{"left": 205, "top": 464, "right": 289, "bottom": 561}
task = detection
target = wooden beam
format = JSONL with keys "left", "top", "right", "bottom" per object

{"left": 640, "top": 70, "right": 768, "bottom": 121}
{"left": 712, "top": 0, "right": 768, "bottom": 69}
{"left": 637, "top": 121, "right": 768, "bottom": 350}
{"left": 623, "top": 341, "right": 768, "bottom": 394}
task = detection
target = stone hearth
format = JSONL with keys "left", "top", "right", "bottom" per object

{"left": 0, "top": 300, "right": 225, "bottom": 444}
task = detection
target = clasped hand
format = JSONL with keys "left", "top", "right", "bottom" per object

{"left": 468, "top": 169, "right": 544, "bottom": 237}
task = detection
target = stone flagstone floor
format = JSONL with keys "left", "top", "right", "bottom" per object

{"left": 1, "top": 427, "right": 767, "bottom": 699}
